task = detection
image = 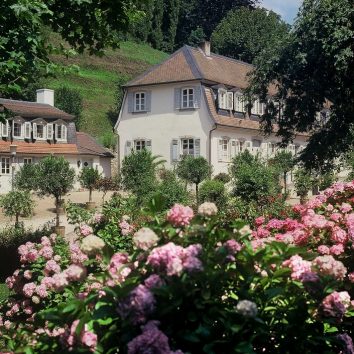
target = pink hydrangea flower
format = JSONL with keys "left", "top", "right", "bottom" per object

{"left": 39, "top": 246, "right": 54, "bottom": 260}
{"left": 144, "top": 275, "right": 164, "bottom": 289}
{"left": 36, "top": 284, "right": 48, "bottom": 298}
{"left": 348, "top": 272, "right": 354, "bottom": 283}
{"left": 331, "top": 226, "right": 348, "bottom": 244}
{"left": 52, "top": 273, "right": 69, "bottom": 292}
{"left": 282, "top": 255, "right": 312, "bottom": 281}
{"left": 318, "top": 245, "right": 330, "bottom": 255}
{"left": 312, "top": 255, "right": 347, "bottom": 280}
{"left": 44, "top": 260, "right": 61, "bottom": 275}
{"left": 119, "top": 220, "right": 134, "bottom": 236}
{"left": 24, "top": 270, "right": 32, "bottom": 280}
{"left": 81, "top": 331, "right": 97, "bottom": 351}
{"left": 320, "top": 291, "right": 351, "bottom": 321}
{"left": 340, "top": 203, "right": 352, "bottom": 213}
{"left": 166, "top": 204, "right": 194, "bottom": 227}
{"left": 23, "top": 283, "right": 37, "bottom": 298}
{"left": 41, "top": 236, "right": 51, "bottom": 246}
{"left": 254, "top": 216, "right": 265, "bottom": 226}
{"left": 223, "top": 239, "right": 242, "bottom": 254}
{"left": 329, "top": 244, "right": 345, "bottom": 256}
{"left": 80, "top": 224, "right": 93, "bottom": 237}
{"left": 64, "top": 264, "right": 87, "bottom": 282}
{"left": 70, "top": 243, "right": 89, "bottom": 264}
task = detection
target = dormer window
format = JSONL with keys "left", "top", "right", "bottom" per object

{"left": 55, "top": 124, "right": 67, "bottom": 141}
{"left": 234, "top": 93, "right": 246, "bottom": 113}
{"left": 251, "top": 98, "right": 265, "bottom": 115}
{"left": 135, "top": 92, "right": 146, "bottom": 112}
{"left": 36, "top": 124, "right": 45, "bottom": 139}
{"left": 218, "top": 89, "right": 227, "bottom": 109}
{"left": 12, "top": 121, "right": 22, "bottom": 138}
{"left": 181, "top": 88, "right": 194, "bottom": 109}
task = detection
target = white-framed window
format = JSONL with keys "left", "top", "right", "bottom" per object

{"left": 1, "top": 157, "right": 10, "bottom": 174}
{"left": 181, "top": 88, "right": 194, "bottom": 109}
{"left": 12, "top": 120, "right": 23, "bottom": 138}
{"left": 268, "top": 142, "right": 277, "bottom": 156}
{"left": 218, "top": 138, "right": 230, "bottom": 161}
{"left": 135, "top": 92, "right": 146, "bottom": 112}
{"left": 24, "top": 122, "right": 32, "bottom": 139}
{"left": 234, "top": 93, "right": 246, "bottom": 112}
{"left": 33, "top": 123, "right": 46, "bottom": 140}
{"left": 23, "top": 157, "right": 32, "bottom": 165}
{"left": 252, "top": 139, "right": 262, "bottom": 154}
{"left": 47, "top": 123, "right": 54, "bottom": 140}
{"left": 181, "top": 138, "right": 195, "bottom": 156}
{"left": 251, "top": 99, "right": 264, "bottom": 115}
{"left": 134, "top": 139, "right": 151, "bottom": 151}
{"left": 218, "top": 89, "right": 227, "bottom": 109}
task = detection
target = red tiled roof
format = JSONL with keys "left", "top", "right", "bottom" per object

{"left": 0, "top": 141, "right": 78, "bottom": 155}
{"left": 76, "top": 132, "right": 114, "bottom": 157}
{"left": 204, "top": 87, "right": 309, "bottom": 137}
{"left": 0, "top": 99, "right": 74, "bottom": 120}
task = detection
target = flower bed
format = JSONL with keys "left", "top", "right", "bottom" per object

{"left": 0, "top": 185, "right": 353, "bottom": 353}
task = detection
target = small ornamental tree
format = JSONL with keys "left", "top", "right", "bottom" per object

{"left": 199, "top": 179, "right": 227, "bottom": 208}
{"left": 34, "top": 156, "right": 75, "bottom": 227}
{"left": 269, "top": 150, "right": 295, "bottom": 195}
{"left": 230, "top": 150, "right": 281, "bottom": 205}
{"left": 79, "top": 167, "right": 101, "bottom": 203}
{"left": 121, "top": 150, "right": 165, "bottom": 205}
{"left": 14, "top": 164, "right": 37, "bottom": 191}
{"left": 0, "top": 190, "right": 34, "bottom": 227}
{"left": 95, "top": 176, "right": 120, "bottom": 202}
{"left": 294, "top": 168, "right": 313, "bottom": 204}
{"left": 176, "top": 155, "right": 211, "bottom": 205}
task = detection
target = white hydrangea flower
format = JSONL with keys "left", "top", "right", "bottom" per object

{"left": 81, "top": 235, "right": 105, "bottom": 256}
{"left": 133, "top": 227, "right": 159, "bottom": 251}
{"left": 236, "top": 300, "right": 258, "bottom": 318}
{"left": 239, "top": 225, "right": 252, "bottom": 236}
{"left": 198, "top": 202, "right": 218, "bottom": 216}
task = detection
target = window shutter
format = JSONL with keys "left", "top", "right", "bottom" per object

{"left": 171, "top": 139, "right": 179, "bottom": 162}
{"left": 146, "top": 139, "right": 152, "bottom": 151}
{"left": 227, "top": 92, "right": 234, "bottom": 110}
{"left": 174, "top": 88, "right": 181, "bottom": 110}
{"left": 146, "top": 91, "right": 152, "bottom": 112}
{"left": 1, "top": 121, "right": 9, "bottom": 137}
{"left": 193, "top": 86, "right": 201, "bottom": 108}
{"left": 47, "top": 123, "right": 53, "bottom": 140}
{"left": 230, "top": 139, "right": 238, "bottom": 159}
{"left": 218, "top": 90, "right": 223, "bottom": 109}
{"left": 127, "top": 92, "right": 134, "bottom": 113}
{"left": 194, "top": 138, "right": 200, "bottom": 157}
{"left": 63, "top": 125, "right": 67, "bottom": 140}
{"left": 33, "top": 123, "right": 37, "bottom": 139}
{"left": 217, "top": 139, "right": 223, "bottom": 162}
{"left": 245, "top": 140, "right": 252, "bottom": 151}
{"left": 125, "top": 141, "right": 133, "bottom": 156}
{"left": 24, "top": 122, "right": 31, "bottom": 139}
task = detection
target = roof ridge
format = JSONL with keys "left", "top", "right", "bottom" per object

{"left": 124, "top": 47, "right": 187, "bottom": 87}
{"left": 0, "top": 98, "right": 51, "bottom": 106}
{"left": 186, "top": 45, "right": 255, "bottom": 69}
{"left": 182, "top": 46, "right": 203, "bottom": 79}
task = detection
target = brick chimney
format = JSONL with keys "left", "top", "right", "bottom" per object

{"left": 199, "top": 41, "right": 211, "bottom": 57}
{"left": 36, "top": 89, "right": 54, "bottom": 106}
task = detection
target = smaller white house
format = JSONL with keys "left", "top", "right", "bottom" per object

{"left": 116, "top": 42, "right": 308, "bottom": 190}
{"left": 0, "top": 89, "right": 113, "bottom": 193}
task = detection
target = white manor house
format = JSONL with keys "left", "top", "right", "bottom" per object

{"left": 116, "top": 42, "right": 308, "bottom": 177}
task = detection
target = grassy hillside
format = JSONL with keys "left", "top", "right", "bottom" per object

{"left": 44, "top": 41, "right": 168, "bottom": 138}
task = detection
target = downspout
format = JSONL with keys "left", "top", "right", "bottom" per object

{"left": 208, "top": 124, "right": 217, "bottom": 176}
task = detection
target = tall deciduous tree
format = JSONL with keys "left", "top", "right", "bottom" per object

{"left": 212, "top": 7, "right": 289, "bottom": 64}
{"left": 0, "top": 0, "right": 140, "bottom": 97}
{"left": 249, "top": 0, "right": 354, "bottom": 169}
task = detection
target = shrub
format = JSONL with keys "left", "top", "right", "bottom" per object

{"left": 156, "top": 170, "right": 190, "bottom": 209}
{"left": 230, "top": 150, "right": 281, "bottom": 205}
{"left": 269, "top": 150, "right": 295, "bottom": 194}
{"left": 176, "top": 156, "right": 211, "bottom": 205}
{"left": 79, "top": 167, "right": 101, "bottom": 202}
{"left": 294, "top": 168, "right": 313, "bottom": 204}
{"left": 98, "top": 131, "right": 117, "bottom": 150}
{"left": 55, "top": 86, "right": 83, "bottom": 129}
{"left": 199, "top": 179, "right": 227, "bottom": 208}
{"left": 213, "top": 172, "right": 231, "bottom": 184}
{"left": 0, "top": 190, "right": 34, "bottom": 227}
{"left": 121, "top": 150, "right": 164, "bottom": 205}
{"left": 14, "top": 164, "right": 37, "bottom": 191}
{"left": 1, "top": 182, "right": 354, "bottom": 353}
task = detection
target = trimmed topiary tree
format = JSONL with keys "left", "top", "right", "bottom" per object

{"left": 0, "top": 190, "right": 34, "bottom": 228}
{"left": 199, "top": 179, "right": 227, "bottom": 208}
{"left": 294, "top": 168, "right": 313, "bottom": 204}
{"left": 176, "top": 155, "right": 211, "bottom": 205}
{"left": 79, "top": 167, "right": 101, "bottom": 203}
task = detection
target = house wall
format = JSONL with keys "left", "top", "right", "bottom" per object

{"left": 117, "top": 81, "right": 214, "bottom": 169}
{"left": 0, "top": 154, "right": 111, "bottom": 194}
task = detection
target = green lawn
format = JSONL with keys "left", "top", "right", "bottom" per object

{"left": 44, "top": 40, "right": 168, "bottom": 138}
{"left": 0, "top": 283, "right": 9, "bottom": 302}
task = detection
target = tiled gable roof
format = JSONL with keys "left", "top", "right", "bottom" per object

{"left": 0, "top": 98, "right": 74, "bottom": 120}
{"left": 76, "top": 132, "right": 114, "bottom": 157}
{"left": 125, "top": 45, "right": 261, "bottom": 90}
{"left": 0, "top": 141, "right": 79, "bottom": 155}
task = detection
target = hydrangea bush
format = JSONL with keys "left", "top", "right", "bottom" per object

{"left": 0, "top": 185, "right": 353, "bottom": 353}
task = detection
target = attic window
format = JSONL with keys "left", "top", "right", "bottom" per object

{"left": 135, "top": 92, "right": 146, "bottom": 112}
{"left": 234, "top": 93, "right": 246, "bottom": 112}
{"left": 181, "top": 88, "right": 194, "bottom": 109}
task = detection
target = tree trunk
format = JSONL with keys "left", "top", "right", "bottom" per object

{"left": 300, "top": 194, "right": 307, "bottom": 205}
{"left": 283, "top": 172, "right": 287, "bottom": 195}
{"left": 15, "top": 213, "right": 19, "bottom": 228}
{"left": 55, "top": 197, "right": 60, "bottom": 227}
{"left": 195, "top": 183, "right": 199, "bottom": 206}
{"left": 89, "top": 188, "right": 92, "bottom": 202}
